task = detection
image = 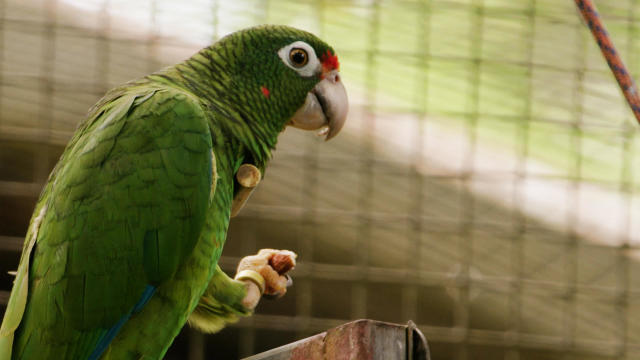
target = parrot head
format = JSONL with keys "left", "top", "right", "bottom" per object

{"left": 214, "top": 25, "right": 348, "bottom": 141}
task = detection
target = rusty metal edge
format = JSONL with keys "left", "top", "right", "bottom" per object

{"left": 242, "top": 319, "right": 431, "bottom": 360}
{"left": 241, "top": 332, "right": 325, "bottom": 360}
{"left": 407, "top": 320, "right": 430, "bottom": 360}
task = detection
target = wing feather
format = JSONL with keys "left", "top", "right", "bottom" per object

{"left": 1, "top": 86, "right": 215, "bottom": 359}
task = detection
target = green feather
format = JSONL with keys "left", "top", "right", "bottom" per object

{"left": 188, "top": 265, "right": 251, "bottom": 334}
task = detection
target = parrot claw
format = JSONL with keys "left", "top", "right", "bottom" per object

{"left": 262, "top": 274, "right": 293, "bottom": 300}
{"left": 262, "top": 292, "right": 282, "bottom": 300}
{"left": 235, "top": 249, "right": 297, "bottom": 308}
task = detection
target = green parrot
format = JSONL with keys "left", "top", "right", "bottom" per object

{"left": 0, "top": 25, "right": 347, "bottom": 359}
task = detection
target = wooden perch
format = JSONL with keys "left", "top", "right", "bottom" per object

{"left": 231, "top": 164, "right": 261, "bottom": 217}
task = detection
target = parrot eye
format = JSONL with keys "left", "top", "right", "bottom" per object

{"left": 289, "top": 48, "right": 308, "bottom": 67}
{"left": 278, "top": 41, "right": 320, "bottom": 77}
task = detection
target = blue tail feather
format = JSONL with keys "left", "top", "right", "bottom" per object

{"left": 87, "top": 285, "right": 156, "bottom": 360}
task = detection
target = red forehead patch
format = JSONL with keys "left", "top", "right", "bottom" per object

{"left": 321, "top": 50, "right": 340, "bottom": 72}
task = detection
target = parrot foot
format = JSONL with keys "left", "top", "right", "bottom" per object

{"left": 235, "top": 249, "right": 297, "bottom": 309}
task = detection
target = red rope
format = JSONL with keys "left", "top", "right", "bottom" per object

{"left": 574, "top": 0, "right": 640, "bottom": 125}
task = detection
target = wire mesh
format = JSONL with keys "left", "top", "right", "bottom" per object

{"left": 1, "top": 0, "right": 640, "bottom": 359}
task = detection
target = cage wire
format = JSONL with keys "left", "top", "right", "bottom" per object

{"left": 1, "top": 0, "right": 640, "bottom": 359}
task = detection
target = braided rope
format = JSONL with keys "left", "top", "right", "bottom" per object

{"left": 575, "top": 0, "right": 640, "bottom": 125}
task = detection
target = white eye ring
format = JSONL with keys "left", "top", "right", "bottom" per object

{"left": 278, "top": 41, "right": 320, "bottom": 77}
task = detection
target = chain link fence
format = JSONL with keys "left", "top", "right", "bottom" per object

{"left": 1, "top": 0, "right": 640, "bottom": 359}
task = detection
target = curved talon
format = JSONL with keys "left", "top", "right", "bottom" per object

{"left": 263, "top": 275, "right": 292, "bottom": 300}
{"left": 263, "top": 292, "right": 284, "bottom": 300}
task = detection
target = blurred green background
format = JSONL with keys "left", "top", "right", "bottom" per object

{"left": 1, "top": 0, "right": 640, "bottom": 359}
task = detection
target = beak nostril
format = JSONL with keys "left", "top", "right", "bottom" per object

{"left": 323, "top": 70, "right": 340, "bottom": 84}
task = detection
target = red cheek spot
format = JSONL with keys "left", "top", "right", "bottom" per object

{"left": 321, "top": 50, "right": 340, "bottom": 72}
{"left": 261, "top": 86, "right": 270, "bottom": 98}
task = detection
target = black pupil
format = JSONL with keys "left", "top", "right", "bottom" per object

{"left": 291, "top": 50, "right": 306, "bottom": 65}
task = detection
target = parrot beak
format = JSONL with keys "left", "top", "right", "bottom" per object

{"left": 288, "top": 70, "right": 348, "bottom": 141}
